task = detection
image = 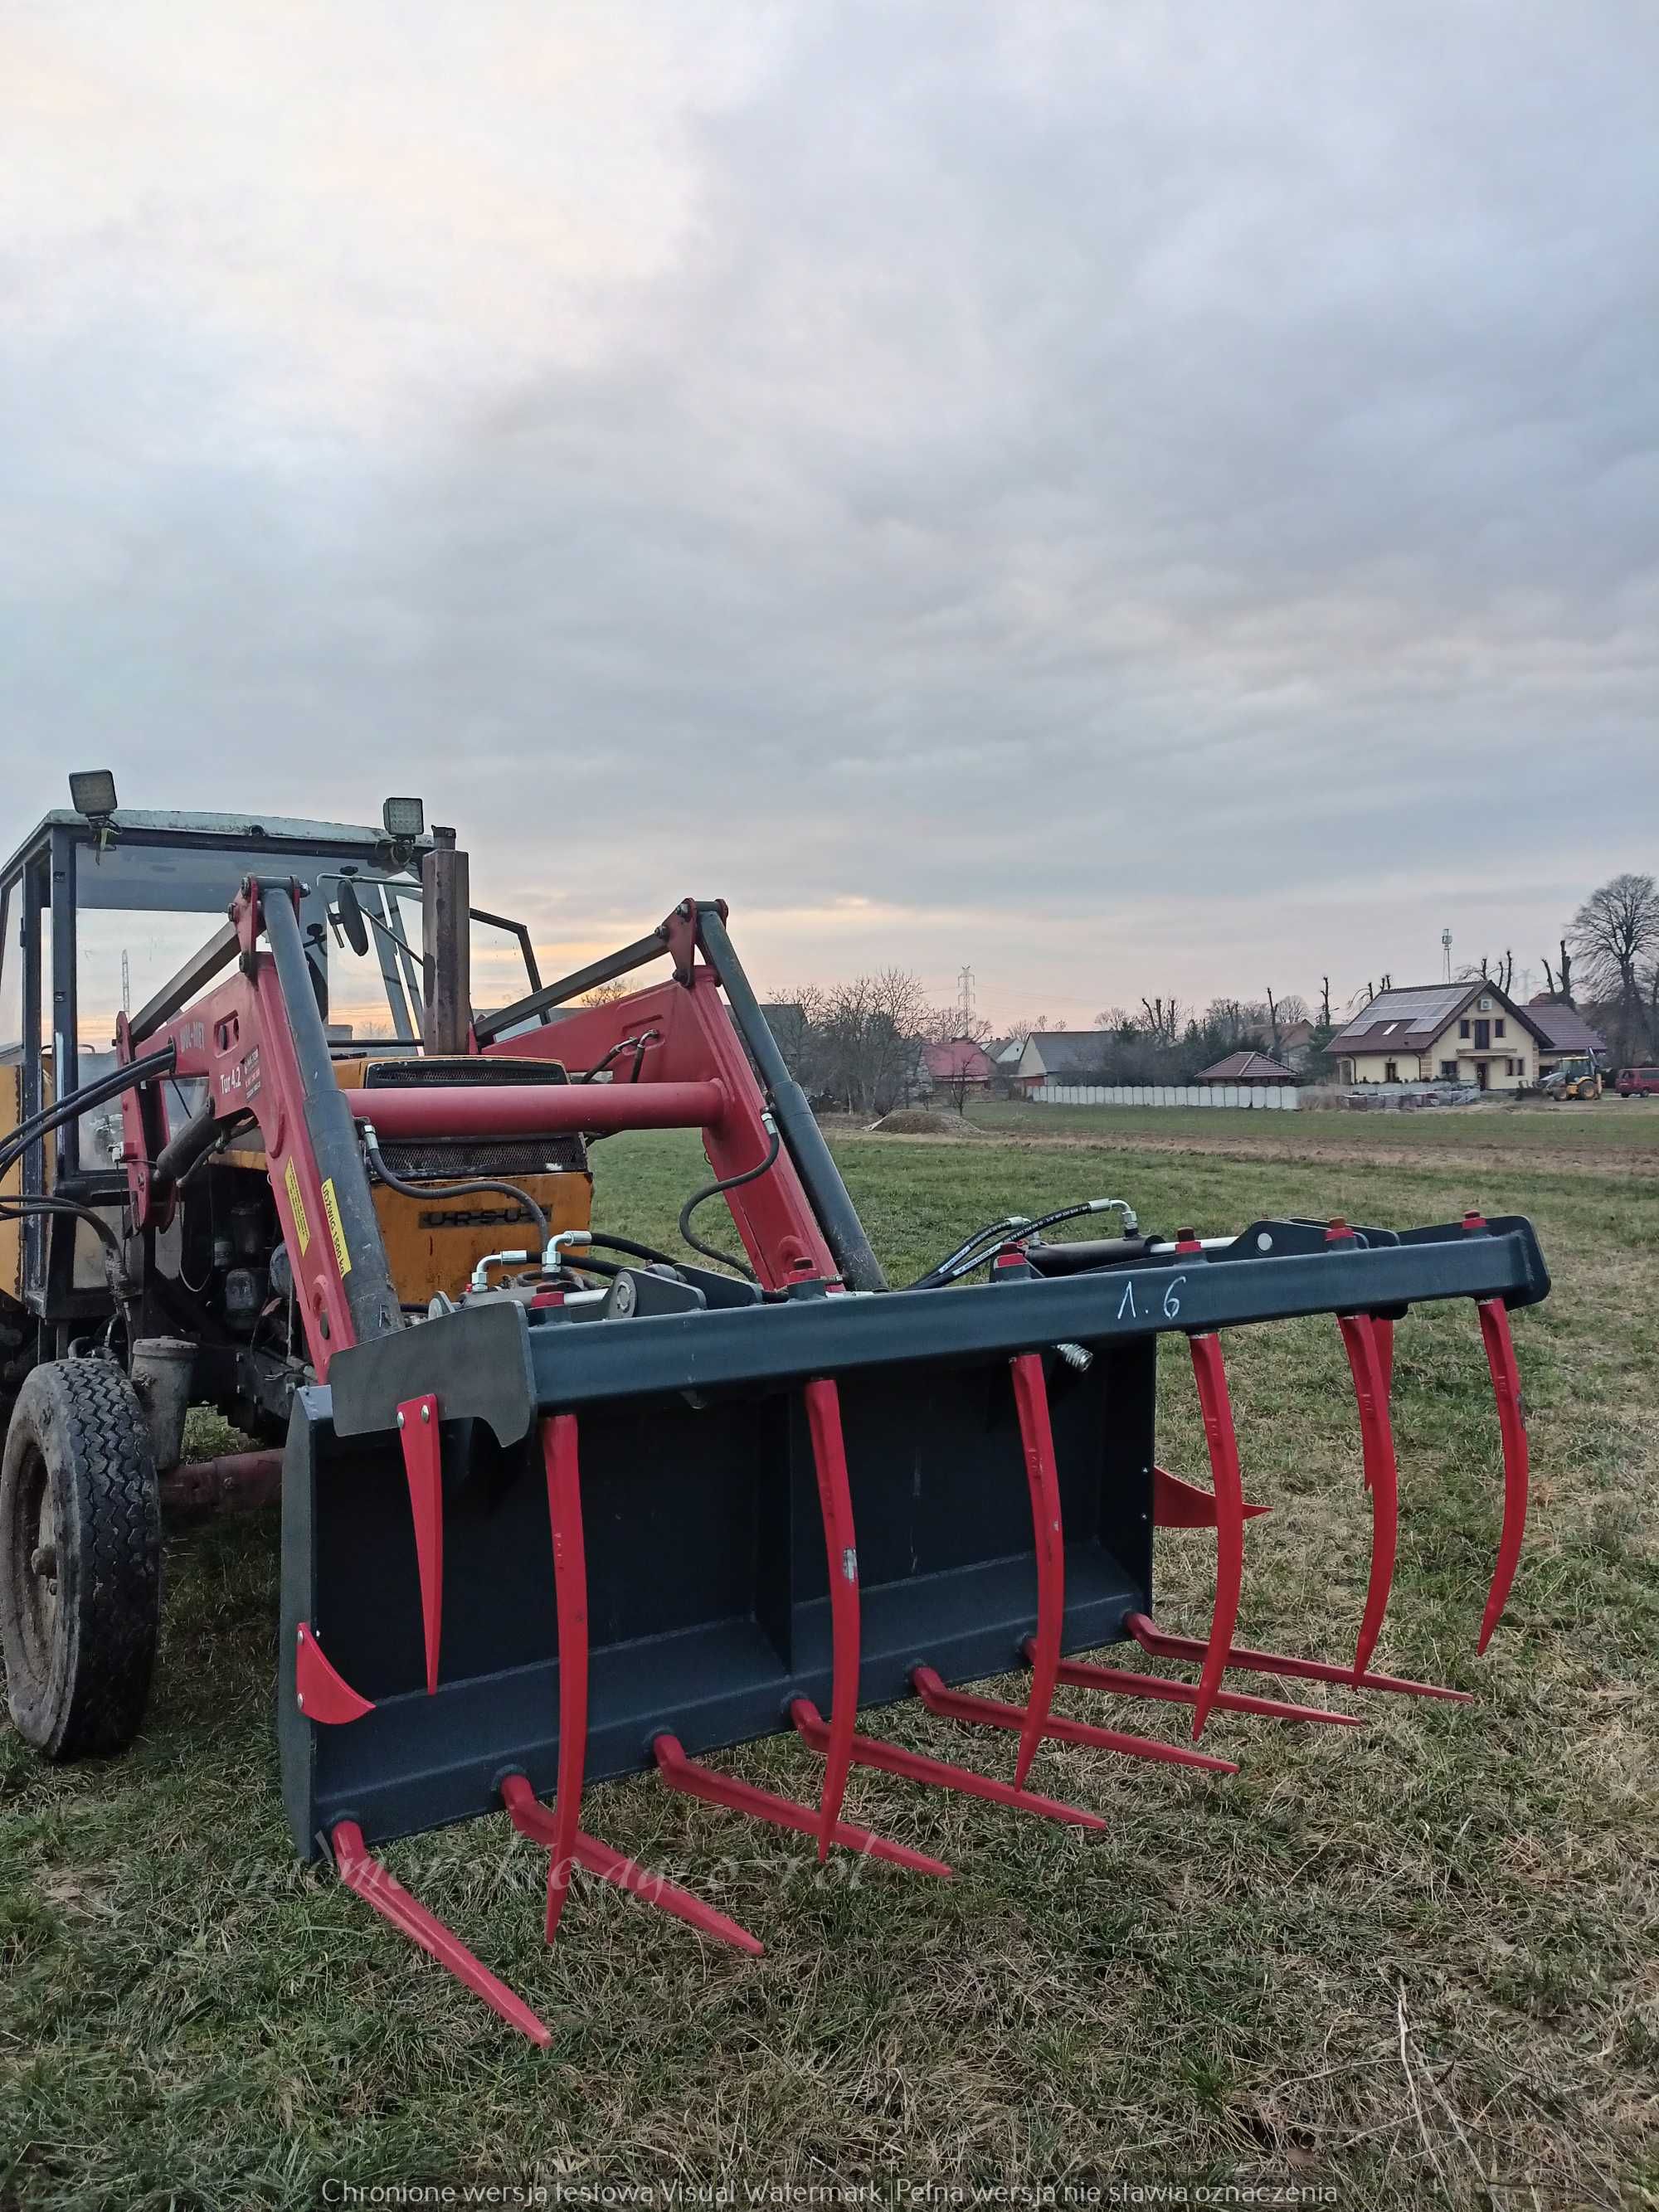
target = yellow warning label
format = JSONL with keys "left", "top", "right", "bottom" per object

{"left": 285, "top": 1158, "right": 311, "bottom": 1256}
{"left": 320, "top": 1177, "right": 353, "bottom": 1277}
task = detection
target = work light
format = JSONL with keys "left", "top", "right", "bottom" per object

{"left": 69, "top": 770, "right": 119, "bottom": 818}
{"left": 382, "top": 796, "right": 425, "bottom": 840}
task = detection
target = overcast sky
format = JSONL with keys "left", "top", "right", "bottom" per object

{"left": 3, "top": 3, "right": 1656, "bottom": 1028}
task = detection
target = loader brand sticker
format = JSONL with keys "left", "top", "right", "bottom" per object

{"left": 240, "top": 1047, "right": 261, "bottom": 1103}
{"left": 285, "top": 1158, "right": 312, "bottom": 1255}
{"left": 320, "top": 1178, "right": 353, "bottom": 1276}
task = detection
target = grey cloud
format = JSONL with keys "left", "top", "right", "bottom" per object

{"left": 2, "top": 1, "right": 1656, "bottom": 1014}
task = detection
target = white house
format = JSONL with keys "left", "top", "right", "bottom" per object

{"left": 1330, "top": 982, "right": 1546, "bottom": 1091}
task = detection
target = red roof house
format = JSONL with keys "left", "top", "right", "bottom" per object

{"left": 1195, "top": 1050, "right": 1297, "bottom": 1085}
{"left": 917, "top": 1038, "right": 995, "bottom": 1096}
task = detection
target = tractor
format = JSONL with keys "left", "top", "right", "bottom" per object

{"left": 0, "top": 775, "right": 1546, "bottom": 2043}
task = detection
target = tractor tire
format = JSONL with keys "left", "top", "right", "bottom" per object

{"left": 0, "top": 1358, "right": 161, "bottom": 1760}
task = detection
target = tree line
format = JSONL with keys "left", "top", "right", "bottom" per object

{"left": 727, "top": 868, "right": 1659, "bottom": 1111}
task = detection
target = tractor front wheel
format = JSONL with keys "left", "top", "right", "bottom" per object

{"left": 0, "top": 1358, "right": 161, "bottom": 1759}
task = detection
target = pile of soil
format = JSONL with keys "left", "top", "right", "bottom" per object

{"left": 866, "top": 1108, "right": 984, "bottom": 1137}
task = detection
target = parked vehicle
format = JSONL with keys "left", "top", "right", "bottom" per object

{"left": 1614, "top": 1067, "right": 1659, "bottom": 1097}
{"left": 1539, "top": 1057, "right": 1603, "bottom": 1101}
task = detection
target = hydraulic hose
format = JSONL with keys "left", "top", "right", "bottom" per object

{"left": 909, "top": 1196, "right": 1141, "bottom": 1290}
{"left": 0, "top": 1046, "right": 178, "bottom": 1185}
{"left": 677, "top": 1116, "right": 781, "bottom": 1281}
{"left": 0, "top": 1191, "right": 123, "bottom": 1260}
{"left": 579, "top": 1230, "right": 684, "bottom": 1270}
{"left": 361, "top": 1123, "right": 550, "bottom": 1257}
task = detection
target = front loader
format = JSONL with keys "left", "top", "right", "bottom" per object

{"left": 0, "top": 780, "right": 1547, "bottom": 2044}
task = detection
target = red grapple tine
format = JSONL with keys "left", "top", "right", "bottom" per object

{"left": 1374, "top": 1315, "right": 1396, "bottom": 1403}
{"left": 1019, "top": 1640, "right": 1360, "bottom": 1728}
{"left": 1475, "top": 1297, "right": 1530, "bottom": 1654}
{"left": 802, "top": 1377, "right": 859, "bottom": 1863}
{"left": 1187, "top": 1332, "right": 1245, "bottom": 1739}
{"left": 540, "top": 1412, "right": 590, "bottom": 1942}
{"left": 792, "top": 1696, "right": 1110, "bottom": 1826}
{"left": 331, "top": 1821, "right": 552, "bottom": 2048}
{"left": 651, "top": 1734, "right": 952, "bottom": 1878}
{"left": 914, "top": 1665, "right": 1239, "bottom": 1772}
{"left": 499, "top": 1775, "right": 764, "bottom": 1958}
{"left": 1126, "top": 1612, "right": 1472, "bottom": 1702}
{"left": 396, "top": 1393, "right": 443, "bottom": 1694}
{"left": 1009, "top": 1351, "right": 1064, "bottom": 1790}
{"left": 1337, "top": 1314, "right": 1400, "bottom": 1682}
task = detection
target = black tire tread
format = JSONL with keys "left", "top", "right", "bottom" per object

{"left": 0, "top": 1358, "right": 161, "bottom": 1759}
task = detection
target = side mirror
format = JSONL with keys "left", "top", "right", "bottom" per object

{"left": 334, "top": 876, "right": 371, "bottom": 958}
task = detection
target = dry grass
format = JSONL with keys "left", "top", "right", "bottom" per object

{"left": 2, "top": 1112, "right": 1656, "bottom": 2207}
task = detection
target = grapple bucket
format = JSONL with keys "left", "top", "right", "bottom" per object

{"left": 274, "top": 1200, "right": 1547, "bottom": 2037}
{"left": 109, "top": 873, "right": 1549, "bottom": 2044}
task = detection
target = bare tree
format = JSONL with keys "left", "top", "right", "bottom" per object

{"left": 578, "top": 980, "right": 633, "bottom": 1008}
{"left": 1458, "top": 951, "right": 1516, "bottom": 994}
{"left": 1569, "top": 873, "right": 1659, "bottom": 1055}
{"left": 920, "top": 1004, "right": 993, "bottom": 1046}
{"left": 819, "top": 968, "right": 934, "bottom": 1112}
{"left": 1541, "top": 939, "right": 1575, "bottom": 1005}
{"left": 1320, "top": 975, "right": 1332, "bottom": 1026}
{"left": 1139, "top": 996, "right": 1182, "bottom": 1048}
{"left": 766, "top": 984, "right": 831, "bottom": 1083}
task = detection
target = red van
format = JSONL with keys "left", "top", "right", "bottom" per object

{"left": 1614, "top": 1067, "right": 1659, "bottom": 1096}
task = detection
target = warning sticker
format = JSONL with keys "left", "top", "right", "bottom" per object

{"left": 320, "top": 1177, "right": 353, "bottom": 1277}
{"left": 285, "top": 1158, "right": 311, "bottom": 1255}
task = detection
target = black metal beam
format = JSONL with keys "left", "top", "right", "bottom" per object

{"left": 472, "top": 932, "right": 669, "bottom": 1044}
{"left": 324, "top": 1214, "right": 1545, "bottom": 1446}
{"left": 521, "top": 1223, "right": 1546, "bottom": 1412}
{"left": 693, "top": 903, "right": 888, "bottom": 1293}
{"left": 129, "top": 920, "right": 240, "bottom": 1043}
{"left": 48, "top": 826, "right": 78, "bottom": 1176}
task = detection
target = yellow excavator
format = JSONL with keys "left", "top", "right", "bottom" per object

{"left": 1540, "top": 1055, "right": 1603, "bottom": 1101}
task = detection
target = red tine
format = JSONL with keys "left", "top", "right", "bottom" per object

{"left": 913, "top": 1665, "right": 1239, "bottom": 1772}
{"left": 1126, "top": 1613, "right": 1472, "bottom": 1702}
{"left": 1009, "top": 1351, "right": 1065, "bottom": 1790}
{"left": 396, "top": 1393, "right": 444, "bottom": 1694}
{"left": 651, "top": 1733, "right": 952, "bottom": 1877}
{"left": 1186, "top": 1331, "right": 1245, "bottom": 1738}
{"left": 791, "top": 1698, "right": 1111, "bottom": 1826}
{"left": 332, "top": 1821, "right": 552, "bottom": 2048}
{"left": 1475, "top": 1297, "right": 1530, "bottom": 1653}
{"left": 1373, "top": 1315, "right": 1396, "bottom": 1403}
{"left": 540, "top": 1412, "right": 590, "bottom": 1942}
{"left": 802, "top": 1378, "right": 860, "bottom": 1863}
{"left": 1019, "top": 1641, "right": 1360, "bottom": 1728}
{"left": 1336, "top": 1313, "right": 1401, "bottom": 1681}
{"left": 499, "top": 1776, "right": 764, "bottom": 1957}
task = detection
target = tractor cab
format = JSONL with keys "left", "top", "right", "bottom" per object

{"left": 0, "top": 782, "right": 567, "bottom": 1344}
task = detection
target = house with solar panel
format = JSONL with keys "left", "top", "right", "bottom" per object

{"left": 1330, "top": 982, "right": 1548, "bottom": 1092}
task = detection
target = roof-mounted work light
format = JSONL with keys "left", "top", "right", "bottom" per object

{"left": 69, "top": 770, "right": 119, "bottom": 820}
{"left": 382, "top": 796, "right": 425, "bottom": 840}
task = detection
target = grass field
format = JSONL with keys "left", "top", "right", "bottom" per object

{"left": 2, "top": 1107, "right": 1657, "bottom": 2207}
